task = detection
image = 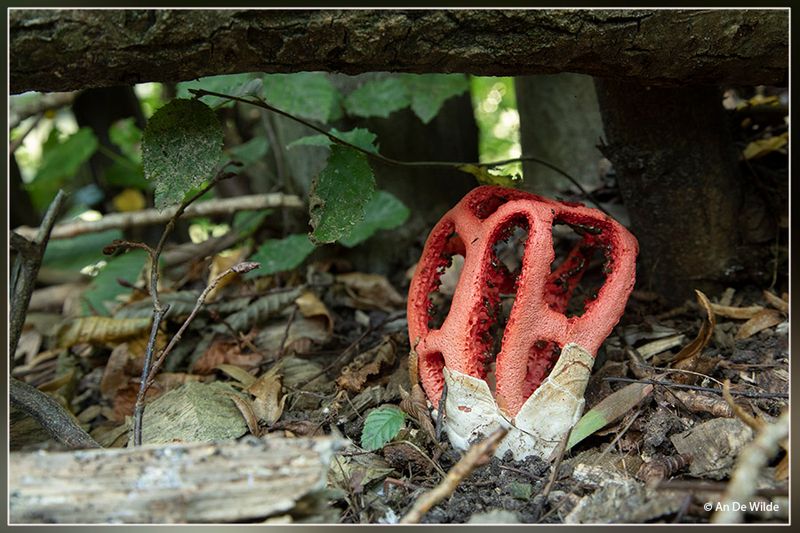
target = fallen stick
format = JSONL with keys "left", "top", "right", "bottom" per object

{"left": 10, "top": 436, "right": 346, "bottom": 523}
{"left": 13, "top": 192, "right": 304, "bottom": 241}
{"left": 400, "top": 427, "right": 508, "bottom": 524}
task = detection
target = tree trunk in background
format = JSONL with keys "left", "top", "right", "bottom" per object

{"left": 594, "top": 80, "right": 772, "bottom": 303}
{"left": 515, "top": 73, "right": 605, "bottom": 196}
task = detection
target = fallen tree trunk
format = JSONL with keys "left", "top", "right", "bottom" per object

{"left": 9, "top": 436, "right": 345, "bottom": 523}
{"left": 10, "top": 9, "right": 787, "bottom": 93}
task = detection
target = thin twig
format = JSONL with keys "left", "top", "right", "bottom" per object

{"left": 10, "top": 377, "right": 101, "bottom": 449}
{"left": 400, "top": 427, "right": 508, "bottom": 524}
{"left": 190, "top": 88, "right": 610, "bottom": 213}
{"left": 143, "top": 262, "right": 261, "bottom": 390}
{"left": 10, "top": 189, "right": 68, "bottom": 360}
{"left": 130, "top": 171, "right": 234, "bottom": 446}
{"left": 603, "top": 377, "right": 788, "bottom": 399}
{"left": 14, "top": 192, "right": 304, "bottom": 241}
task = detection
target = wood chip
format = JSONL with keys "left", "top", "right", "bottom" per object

{"left": 735, "top": 309, "right": 784, "bottom": 340}
{"left": 762, "top": 290, "right": 788, "bottom": 313}
{"left": 709, "top": 303, "right": 765, "bottom": 320}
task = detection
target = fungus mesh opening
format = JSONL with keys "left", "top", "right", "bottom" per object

{"left": 483, "top": 216, "right": 529, "bottom": 390}
{"left": 547, "top": 221, "right": 609, "bottom": 318}
{"left": 523, "top": 340, "right": 562, "bottom": 399}
{"left": 426, "top": 231, "right": 465, "bottom": 330}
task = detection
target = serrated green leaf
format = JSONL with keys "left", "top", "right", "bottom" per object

{"left": 361, "top": 406, "right": 406, "bottom": 451}
{"left": 567, "top": 382, "right": 654, "bottom": 450}
{"left": 142, "top": 99, "right": 224, "bottom": 209}
{"left": 339, "top": 190, "right": 410, "bottom": 247}
{"left": 287, "top": 127, "right": 379, "bottom": 154}
{"left": 247, "top": 233, "right": 316, "bottom": 278}
{"left": 309, "top": 145, "right": 376, "bottom": 244}
{"left": 228, "top": 136, "right": 269, "bottom": 168}
{"left": 262, "top": 72, "right": 341, "bottom": 123}
{"left": 344, "top": 77, "right": 410, "bottom": 119}
{"left": 28, "top": 127, "right": 98, "bottom": 211}
{"left": 402, "top": 73, "right": 469, "bottom": 124}
{"left": 82, "top": 250, "right": 147, "bottom": 316}
{"left": 177, "top": 73, "right": 260, "bottom": 108}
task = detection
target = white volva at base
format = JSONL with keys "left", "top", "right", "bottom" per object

{"left": 441, "top": 343, "right": 595, "bottom": 461}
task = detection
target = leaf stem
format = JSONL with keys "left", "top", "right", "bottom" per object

{"left": 188, "top": 88, "right": 610, "bottom": 215}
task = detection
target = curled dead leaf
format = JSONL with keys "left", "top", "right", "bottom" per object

{"left": 245, "top": 365, "right": 286, "bottom": 426}
{"left": 295, "top": 290, "right": 333, "bottom": 333}
{"left": 56, "top": 317, "right": 152, "bottom": 348}
{"left": 762, "top": 290, "right": 788, "bottom": 314}
{"left": 206, "top": 247, "right": 248, "bottom": 302}
{"left": 709, "top": 303, "right": 765, "bottom": 320}
{"left": 335, "top": 272, "right": 405, "bottom": 311}
{"left": 337, "top": 337, "right": 397, "bottom": 393}
{"left": 661, "top": 290, "right": 715, "bottom": 366}
{"left": 191, "top": 338, "right": 263, "bottom": 375}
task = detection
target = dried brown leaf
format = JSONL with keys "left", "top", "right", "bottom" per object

{"left": 762, "top": 290, "right": 789, "bottom": 314}
{"left": 669, "top": 290, "right": 715, "bottom": 365}
{"left": 246, "top": 365, "right": 286, "bottom": 426}
{"left": 227, "top": 393, "right": 263, "bottom": 437}
{"left": 400, "top": 383, "right": 436, "bottom": 443}
{"left": 337, "top": 337, "right": 397, "bottom": 393}
{"left": 56, "top": 317, "right": 151, "bottom": 348}
{"left": 215, "top": 363, "right": 257, "bottom": 388}
{"left": 735, "top": 309, "right": 784, "bottom": 340}
{"left": 335, "top": 272, "right": 405, "bottom": 311}
{"left": 709, "top": 303, "right": 765, "bottom": 320}
{"left": 206, "top": 247, "right": 248, "bottom": 302}
{"left": 295, "top": 290, "right": 333, "bottom": 333}
{"left": 775, "top": 454, "right": 789, "bottom": 481}
{"left": 191, "top": 338, "right": 263, "bottom": 375}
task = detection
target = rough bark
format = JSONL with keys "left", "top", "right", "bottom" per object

{"left": 594, "top": 80, "right": 759, "bottom": 303}
{"left": 10, "top": 9, "right": 787, "bottom": 94}
{"left": 9, "top": 436, "right": 345, "bottom": 523}
{"left": 515, "top": 73, "right": 606, "bottom": 196}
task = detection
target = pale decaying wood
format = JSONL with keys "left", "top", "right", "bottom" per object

{"left": 10, "top": 436, "right": 346, "bottom": 524}
{"left": 13, "top": 193, "right": 304, "bottom": 241}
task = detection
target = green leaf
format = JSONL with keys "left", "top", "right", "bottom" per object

{"left": 228, "top": 137, "right": 269, "bottom": 169}
{"left": 344, "top": 77, "right": 410, "bottom": 119}
{"left": 109, "top": 118, "right": 143, "bottom": 163}
{"left": 233, "top": 210, "right": 271, "bottom": 236}
{"left": 458, "top": 163, "right": 522, "bottom": 188}
{"left": 142, "top": 99, "right": 224, "bottom": 209}
{"left": 339, "top": 190, "right": 410, "bottom": 247}
{"left": 567, "top": 382, "right": 654, "bottom": 450}
{"left": 177, "top": 73, "right": 260, "bottom": 108}
{"left": 262, "top": 72, "right": 341, "bottom": 123}
{"left": 361, "top": 406, "right": 406, "bottom": 451}
{"left": 103, "top": 159, "right": 148, "bottom": 190}
{"left": 82, "top": 250, "right": 147, "bottom": 316}
{"left": 309, "top": 145, "right": 376, "bottom": 244}
{"left": 247, "top": 233, "right": 316, "bottom": 278}
{"left": 402, "top": 74, "right": 469, "bottom": 124}
{"left": 287, "top": 127, "right": 379, "bottom": 154}
{"left": 28, "top": 127, "right": 98, "bottom": 211}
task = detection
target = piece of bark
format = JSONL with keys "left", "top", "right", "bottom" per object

{"left": 9, "top": 436, "right": 346, "bottom": 524}
{"left": 10, "top": 9, "right": 787, "bottom": 94}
